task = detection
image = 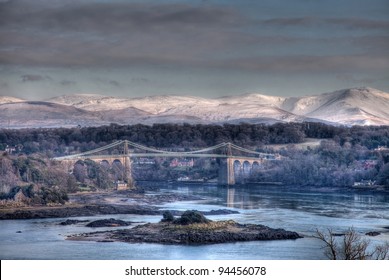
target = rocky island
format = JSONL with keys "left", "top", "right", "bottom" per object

{"left": 67, "top": 210, "right": 302, "bottom": 245}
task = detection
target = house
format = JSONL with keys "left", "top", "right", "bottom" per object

{"left": 116, "top": 181, "right": 128, "bottom": 190}
{"left": 170, "top": 158, "right": 194, "bottom": 168}
{"left": 5, "top": 145, "right": 16, "bottom": 154}
{"left": 134, "top": 158, "right": 155, "bottom": 165}
{"left": 375, "top": 146, "right": 389, "bottom": 151}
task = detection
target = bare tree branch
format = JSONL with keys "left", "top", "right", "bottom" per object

{"left": 314, "top": 227, "right": 389, "bottom": 260}
{"left": 313, "top": 228, "right": 338, "bottom": 260}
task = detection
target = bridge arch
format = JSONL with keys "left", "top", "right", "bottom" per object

{"left": 100, "top": 160, "right": 110, "bottom": 167}
{"left": 111, "top": 160, "right": 125, "bottom": 181}
{"left": 233, "top": 160, "right": 243, "bottom": 184}
{"left": 112, "top": 159, "right": 123, "bottom": 165}
{"left": 243, "top": 161, "right": 251, "bottom": 177}
{"left": 252, "top": 161, "right": 261, "bottom": 174}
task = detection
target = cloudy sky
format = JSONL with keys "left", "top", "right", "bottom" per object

{"left": 0, "top": 0, "right": 388, "bottom": 100}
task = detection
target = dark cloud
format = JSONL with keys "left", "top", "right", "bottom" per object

{"left": 109, "top": 80, "right": 120, "bottom": 87}
{"left": 336, "top": 74, "right": 377, "bottom": 84}
{"left": 131, "top": 78, "right": 150, "bottom": 84}
{"left": 222, "top": 54, "right": 389, "bottom": 73}
{"left": 0, "top": 0, "right": 388, "bottom": 95}
{"left": 329, "top": 18, "right": 389, "bottom": 30}
{"left": 262, "top": 17, "right": 389, "bottom": 30}
{"left": 94, "top": 78, "right": 121, "bottom": 87}
{"left": 0, "top": 1, "right": 249, "bottom": 68}
{"left": 60, "top": 80, "right": 77, "bottom": 86}
{"left": 0, "top": 1, "right": 241, "bottom": 33}
{"left": 352, "top": 35, "right": 389, "bottom": 53}
{"left": 262, "top": 17, "right": 316, "bottom": 26}
{"left": 1, "top": 1, "right": 387, "bottom": 71}
{"left": 21, "top": 74, "right": 51, "bottom": 82}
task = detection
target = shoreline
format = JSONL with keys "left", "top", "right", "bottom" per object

{"left": 0, "top": 190, "right": 239, "bottom": 220}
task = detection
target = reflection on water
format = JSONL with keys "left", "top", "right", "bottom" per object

{"left": 160, "top": 184, "right": 389, "bottom": 235}
{"left": 1, "top": 184, "right": 389, "bottom": 260}
{"left": 353, "top": 193, "right": 378, "bottom": 204}
{"left": 227, "top": 187, "right": 234, "bottom": 208}
{"left": 186, "top": 184, "right": 389, "bottom": 219}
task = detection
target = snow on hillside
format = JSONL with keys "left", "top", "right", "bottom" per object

{"left": 48, "top": 94, "right": 128, "bottom": 111}
{"left": 0, "top": 101, "right": 111, "bottom": 128}
{"left": 0, "top": 96, "right": 25, "bottom": 104}
{"left": 222, "top": 92, "right": 286, "bottom": 107}
{"left": 289, "top": 87, "right": 389, "bottom": 125}
{"left": 49, "top": 92, "right": 295, "bottom": 122}
{"left": 3, "top": 87, "right": 388, "bottom": 128}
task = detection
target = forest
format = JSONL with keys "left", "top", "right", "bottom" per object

{"left": 1, "top": 122, "right": 389, "bottom": 155}
{"left": 1, "top": 122, "right": 389, "bottom": 206}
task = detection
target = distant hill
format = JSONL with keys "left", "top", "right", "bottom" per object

{"left": 1, "top": 87, "right": 389, "bottom": 128}
{"left": 0, "top": 101, "right": 110, "bottom": 128}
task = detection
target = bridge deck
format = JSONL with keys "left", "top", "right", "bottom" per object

{"left": 54, "top": 153, "right": 270, "bottom": 161}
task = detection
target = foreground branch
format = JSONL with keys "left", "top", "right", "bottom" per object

{"left": 314, "top": 228, "right": 389, "bottom": 260}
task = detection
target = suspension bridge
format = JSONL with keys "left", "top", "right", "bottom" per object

{"left": 53, "top": 140, "right": 280, "bottom": 187}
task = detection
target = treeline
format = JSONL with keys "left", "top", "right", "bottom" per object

{"left": 0, "top": 154, "right": 75, "bottom": 206}
{"left": 252, "top": 140, "right": 389, "bottom": 187}
{"left": 1, "top": 122, "right": 389, "bottom": 155}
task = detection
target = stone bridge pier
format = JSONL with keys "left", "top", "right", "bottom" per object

{"left": 218, "top": 158, "right": 263, "bottom": 185}
{"left": 60, "top": 156, "right": 133, "bottom": 189}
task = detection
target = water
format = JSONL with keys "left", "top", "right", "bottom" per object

{"left": 1, "top": 184, "right": 389, "bottom": 260}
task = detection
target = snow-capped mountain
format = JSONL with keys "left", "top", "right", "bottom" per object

{"left": 282, "top": 87, "right": 389, "bottom": 125}
{"left": 1, "top": 87, "right": 389, "bottom": 128}
{"left": 0, "top": 101, "right": 111, "bottom": 128}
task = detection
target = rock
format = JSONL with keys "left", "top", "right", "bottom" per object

{"left": 204, "top": 209, "right": 239, "bottom": 215}
{"left": 173, "top": 210, "right": 210, "bottom": 225}
{"left": 70, "top": 216, "right": 303, "bottom": 245}
{"left": 0, "top": 204, "right": 160, "bottom": 220}
{"left": 116, "top": 221, "right": 302, "bottom": 244}
{"left": 366, "top": 231, "right": 380, "bottom": 236}
{"left": 85, "top": 218, "right": 132, "bottom": 228}
{"left": 59, "top": 219, "right": 89, "bottom": 226}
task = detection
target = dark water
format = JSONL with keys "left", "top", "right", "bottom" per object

{"left": 1, "top": 184, "right": 388, "bottom": 260}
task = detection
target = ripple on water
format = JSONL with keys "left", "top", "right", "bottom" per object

{"left": 1, "top": 184, "right": 388, "bottom": 260}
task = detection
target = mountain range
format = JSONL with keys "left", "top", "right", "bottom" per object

{"left": 1, "top": 87, "right": 389, "bottom": 128}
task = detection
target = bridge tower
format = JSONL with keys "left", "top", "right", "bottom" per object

{"left": 218, "top": 143, "right": 235, "bottom": 186}
{"left": 122, "top": 140, "right": 134, "bottom": 189}
{"left": 218, "top": 159, "right": 236, "bottom": 186}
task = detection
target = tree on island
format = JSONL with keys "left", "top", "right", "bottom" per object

{"left": 160, "top": 210, "right": 210, "bottom": 225}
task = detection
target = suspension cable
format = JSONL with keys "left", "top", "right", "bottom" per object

{"left": 229, "top": 143, "right": 273, "bottom": 157}
{"left": 76, "top": 140, "right": 124, "bottom": 156}
{"left": 55, "top": 140, "right": 276, "bottom": 160}
{"left": 125, "top": 140, "right": 228, "bottom": 154}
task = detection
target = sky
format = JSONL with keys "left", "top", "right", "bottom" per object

{"left": 0, "top": 0, "right": 388, "bottom": 100}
